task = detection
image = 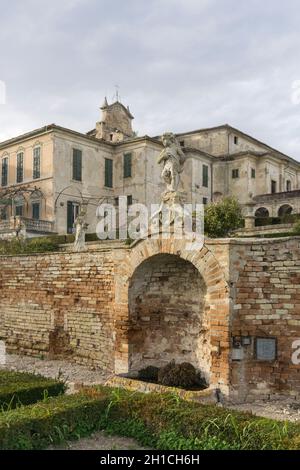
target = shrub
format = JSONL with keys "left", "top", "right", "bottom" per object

{"left": 0, "top": 370, "right": 66, "bottom": 410}
{"left": 0, "top": 237, "right": 59, "bottom": 255}
{"left": 138, "top": 366, "right": 160, "bottom": 382}
{"left": 0, "top": 386, "right": 299, "bottom": 450}
{"left": 157, "top": 361, "right": 207, "bottom": 389}
{"left": 204, "top": 197, "right": 243, "bottom": 238}
{"left": 293, "top": 220, "right": 300, "bottom": 235}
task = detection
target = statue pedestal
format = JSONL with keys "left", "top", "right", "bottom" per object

{"left": 150, "top": 190, "right": 188, "bottom": 232}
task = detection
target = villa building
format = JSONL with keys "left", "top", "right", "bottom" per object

{"left": 0, "top": 98, "right": 300, "bottom": 238}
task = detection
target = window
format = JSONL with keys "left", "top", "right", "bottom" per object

{"left": 0, "top": 207, "right": 7, "bottom": 220}
{"left": 16, "top": 152, "right": 24, "bottom": 183}
{"left": 286, "top": 180, "right": 292, "bottom": 191}
{"left": 123, "top": 153, "right": 132, "bottom": 178}
{"left": 271, "top": 180, "right": 277, "bottom": 194}
{"left": 232, "top": 169, "right": 239, "bottom": 179}
{"left": 105, "top": 158, "right": 113, "bottom": 188}
{"left": 32, "top": 202, "right": 40, "bottom": 220}
{"left": 15, "top": 205, "right": 23, "bottom": 216}
{"left": 1, "top": 157, "right": 8, "bottom": 187}
{"left": 67, "top": 201, "right": 80, "bottom": 234}
{"left": 33, "top": 147, "right": 41, "bottom": 179}
{"left": 203, "top": 197, "right": 208, "bottom": 205}
{"left": 180, "top": 140, "right": 185, "bottom": 147}
{"left": 202, "top": 164, "right": 209, "bottom": 188}
{"left": 72, "top": 149, "right": 82, "bottom": 181}
{"left": 127, "top": 195, "right": 133, "bottom": 206}
{"left": 251, "top": 168, "right": 256, "bottom": 179}
{"left": 234, "top": 136, "right": 238, "bottom": 145}
{"left": 110, "top": 133, "right": 114, "bottom": 141}
{"left": 114, "top": 197, "right": 119, "bottom": 207}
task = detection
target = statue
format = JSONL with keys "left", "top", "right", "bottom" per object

{"left": 73, "top": 209, "right": 88, "bottom": 252}
{"left": 150, "top": 132, "right": 187, "bottom": 229}
{"left": 157, "top": 132, "right": 186, "bottom": 193}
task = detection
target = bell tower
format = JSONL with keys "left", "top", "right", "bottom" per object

{"left": 95, "top": 97, "right": 134, "bottom": 142}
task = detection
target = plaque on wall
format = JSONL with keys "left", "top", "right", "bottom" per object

{"left": 255, "top": 337, "right": 277, "bottom": 361}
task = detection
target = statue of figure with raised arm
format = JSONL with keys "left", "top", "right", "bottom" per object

{"left": 74, "top": 209, "right": 89, "bottom": 252}
{"left": 157, "top": 132, "right": 186, "bottom": 193}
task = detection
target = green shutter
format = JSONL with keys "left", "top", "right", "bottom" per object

{"left": 123, "top": 153, "right": 132, "bottom": 178}
{"left": 105, "top": 158, "right": 113, "bottom": 187}
{"left": 73, "top": 149, "right": 82, "bottom": 181}
{"left": 67, "top": 201, "right": 74, "bottom": 233}
{"left": 202, "top": 165, "right": 209, "bottom": 187}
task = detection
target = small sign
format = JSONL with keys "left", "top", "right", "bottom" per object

{"left": 255, "top": 337, "right": 277, "bottom": 361}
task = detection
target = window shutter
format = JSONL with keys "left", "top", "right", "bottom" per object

{"left": 33, "top": 147, "right": 41, "bottom": 179}
{"left": 202, "top": 165, "right": 209, "bottom": 187}
{"left": 73, "top": 149, "right": 82, "bottom": 181}
{"left": 123, "top": 153, "right": 132, "bottom": 178}
{"left": 1, "top": 157, "right": 8, "bottom": 187}
{"left": 67, "top": 201, "right": 74, "bottom": 233}
{"left": 16, "top": 152, "right": 24, "bottom": 183}
{"left": 105, "top": 158, "right": 113, "bottom": 187}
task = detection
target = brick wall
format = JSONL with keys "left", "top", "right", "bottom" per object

{"left": 229, "top": 238, "right": 300, "bottom": 400}
{"left": 0, "top": 237, "right": 300, "bottom": 401}
{"left": 0, "top": 251, "right": 115, "bottom": 369}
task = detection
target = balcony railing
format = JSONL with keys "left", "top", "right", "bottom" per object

{"left": 0, "top": 217, "right": 55, "bottom": 233}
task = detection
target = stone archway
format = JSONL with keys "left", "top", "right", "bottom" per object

{"left": 113, "top": 235, "right": 231, "bottom": 392}
{"left": 128, "top": 253, "right": 210, "bottom": 381}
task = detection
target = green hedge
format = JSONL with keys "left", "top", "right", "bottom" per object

{"left": 0, "top": 371, "right": 66, "bottom": 410}
{"left": 0, "top": 237, "right": 59, "bottom": 255}
{"left": 0, "top": 386, "right": 299, "bottom": 450}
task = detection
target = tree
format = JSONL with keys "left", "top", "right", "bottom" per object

{"left": 204, "top": 197, "right": 243, "bottom": 238}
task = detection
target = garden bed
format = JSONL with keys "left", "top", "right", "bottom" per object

{"left": 0, "top": 386, "right": 299, "bottom": 450}
{"left": 0, "top": 370, "right": 66, "bottom": 410}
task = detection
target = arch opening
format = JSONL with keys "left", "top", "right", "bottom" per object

{"left": 128, "top": 253, "right": 210, "bottom": 382}
{"left": 278, "top": 204, "right": 293, "bottom": 218}
{"left": 255, "top": 207, "right": 270, "bottom": 218}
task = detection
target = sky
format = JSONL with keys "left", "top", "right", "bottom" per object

{"left": 1, "top": 0, "right": 300, "bottom": 159}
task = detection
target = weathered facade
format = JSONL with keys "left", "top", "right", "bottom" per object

{"left": 1, "top": 98, "right": 300, "bottom": 239}
{"left": 0, "top": 235, "right": 299, "bottom": 402}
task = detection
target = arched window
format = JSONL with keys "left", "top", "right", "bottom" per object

{"left": 278, "top": 204, "right": 293, "bottom": 218}
{"left": 255, "top": 207, "right": 270, "bottom": 218}
{"left": 30, "top": 190, "right": 43, "bottom": 220}
{"left": 286, "top": 180, "right": 292, "bottom": 192}
{"left": 13, "top": 194, "right": 26, "bottom": 217}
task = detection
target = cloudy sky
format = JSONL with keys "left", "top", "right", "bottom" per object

{"left": 1, "top": 0, "right": 300, "bottom": 159}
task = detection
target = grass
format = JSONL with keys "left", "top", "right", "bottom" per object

{"left": 0, "top": 386, "right": 299, "bottom": 450}
{"left": 0, "top": 370, "right": 66, "bottom": 410}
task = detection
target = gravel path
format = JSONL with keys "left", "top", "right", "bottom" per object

{"left": 49, "top": 431, "right": 148, "bottom": 450}
{"left": 229, "top": 401, "right": 300, "bottom": 423}
{"left": 0, "top": 353, "right": 110, "bottom": 391}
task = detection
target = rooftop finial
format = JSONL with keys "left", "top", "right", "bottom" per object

{"left": 101, "top": 96, "right": 108, "bottom": 108}
{"left": 114, "top": 84, "right": 120, "bottom": 102}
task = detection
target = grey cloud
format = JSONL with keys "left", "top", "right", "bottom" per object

{"left": 0, "top": 0, "right": 300, "bottom": 159}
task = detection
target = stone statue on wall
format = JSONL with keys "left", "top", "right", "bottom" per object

{"left": 157, "top": 132, "right": 186, "bottom": 193}
{"left": 73, "top": 209, "right": 89, "bottom": 252}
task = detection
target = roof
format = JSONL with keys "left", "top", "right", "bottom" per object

{"left": 176, "top": 124, "right": 300, "bottom": 166}
{"left": 0, "top": 124, "right": 161, "bottom": 152}
{"left": 0, "top": 124, "right": 114, "bottom": 151}
{"left": 1, "top": 121, "right": 299, "bottom": 168}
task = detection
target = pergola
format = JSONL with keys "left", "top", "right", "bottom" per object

{"left": 0, "top": 184, "right": 43, "bottom": 218}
